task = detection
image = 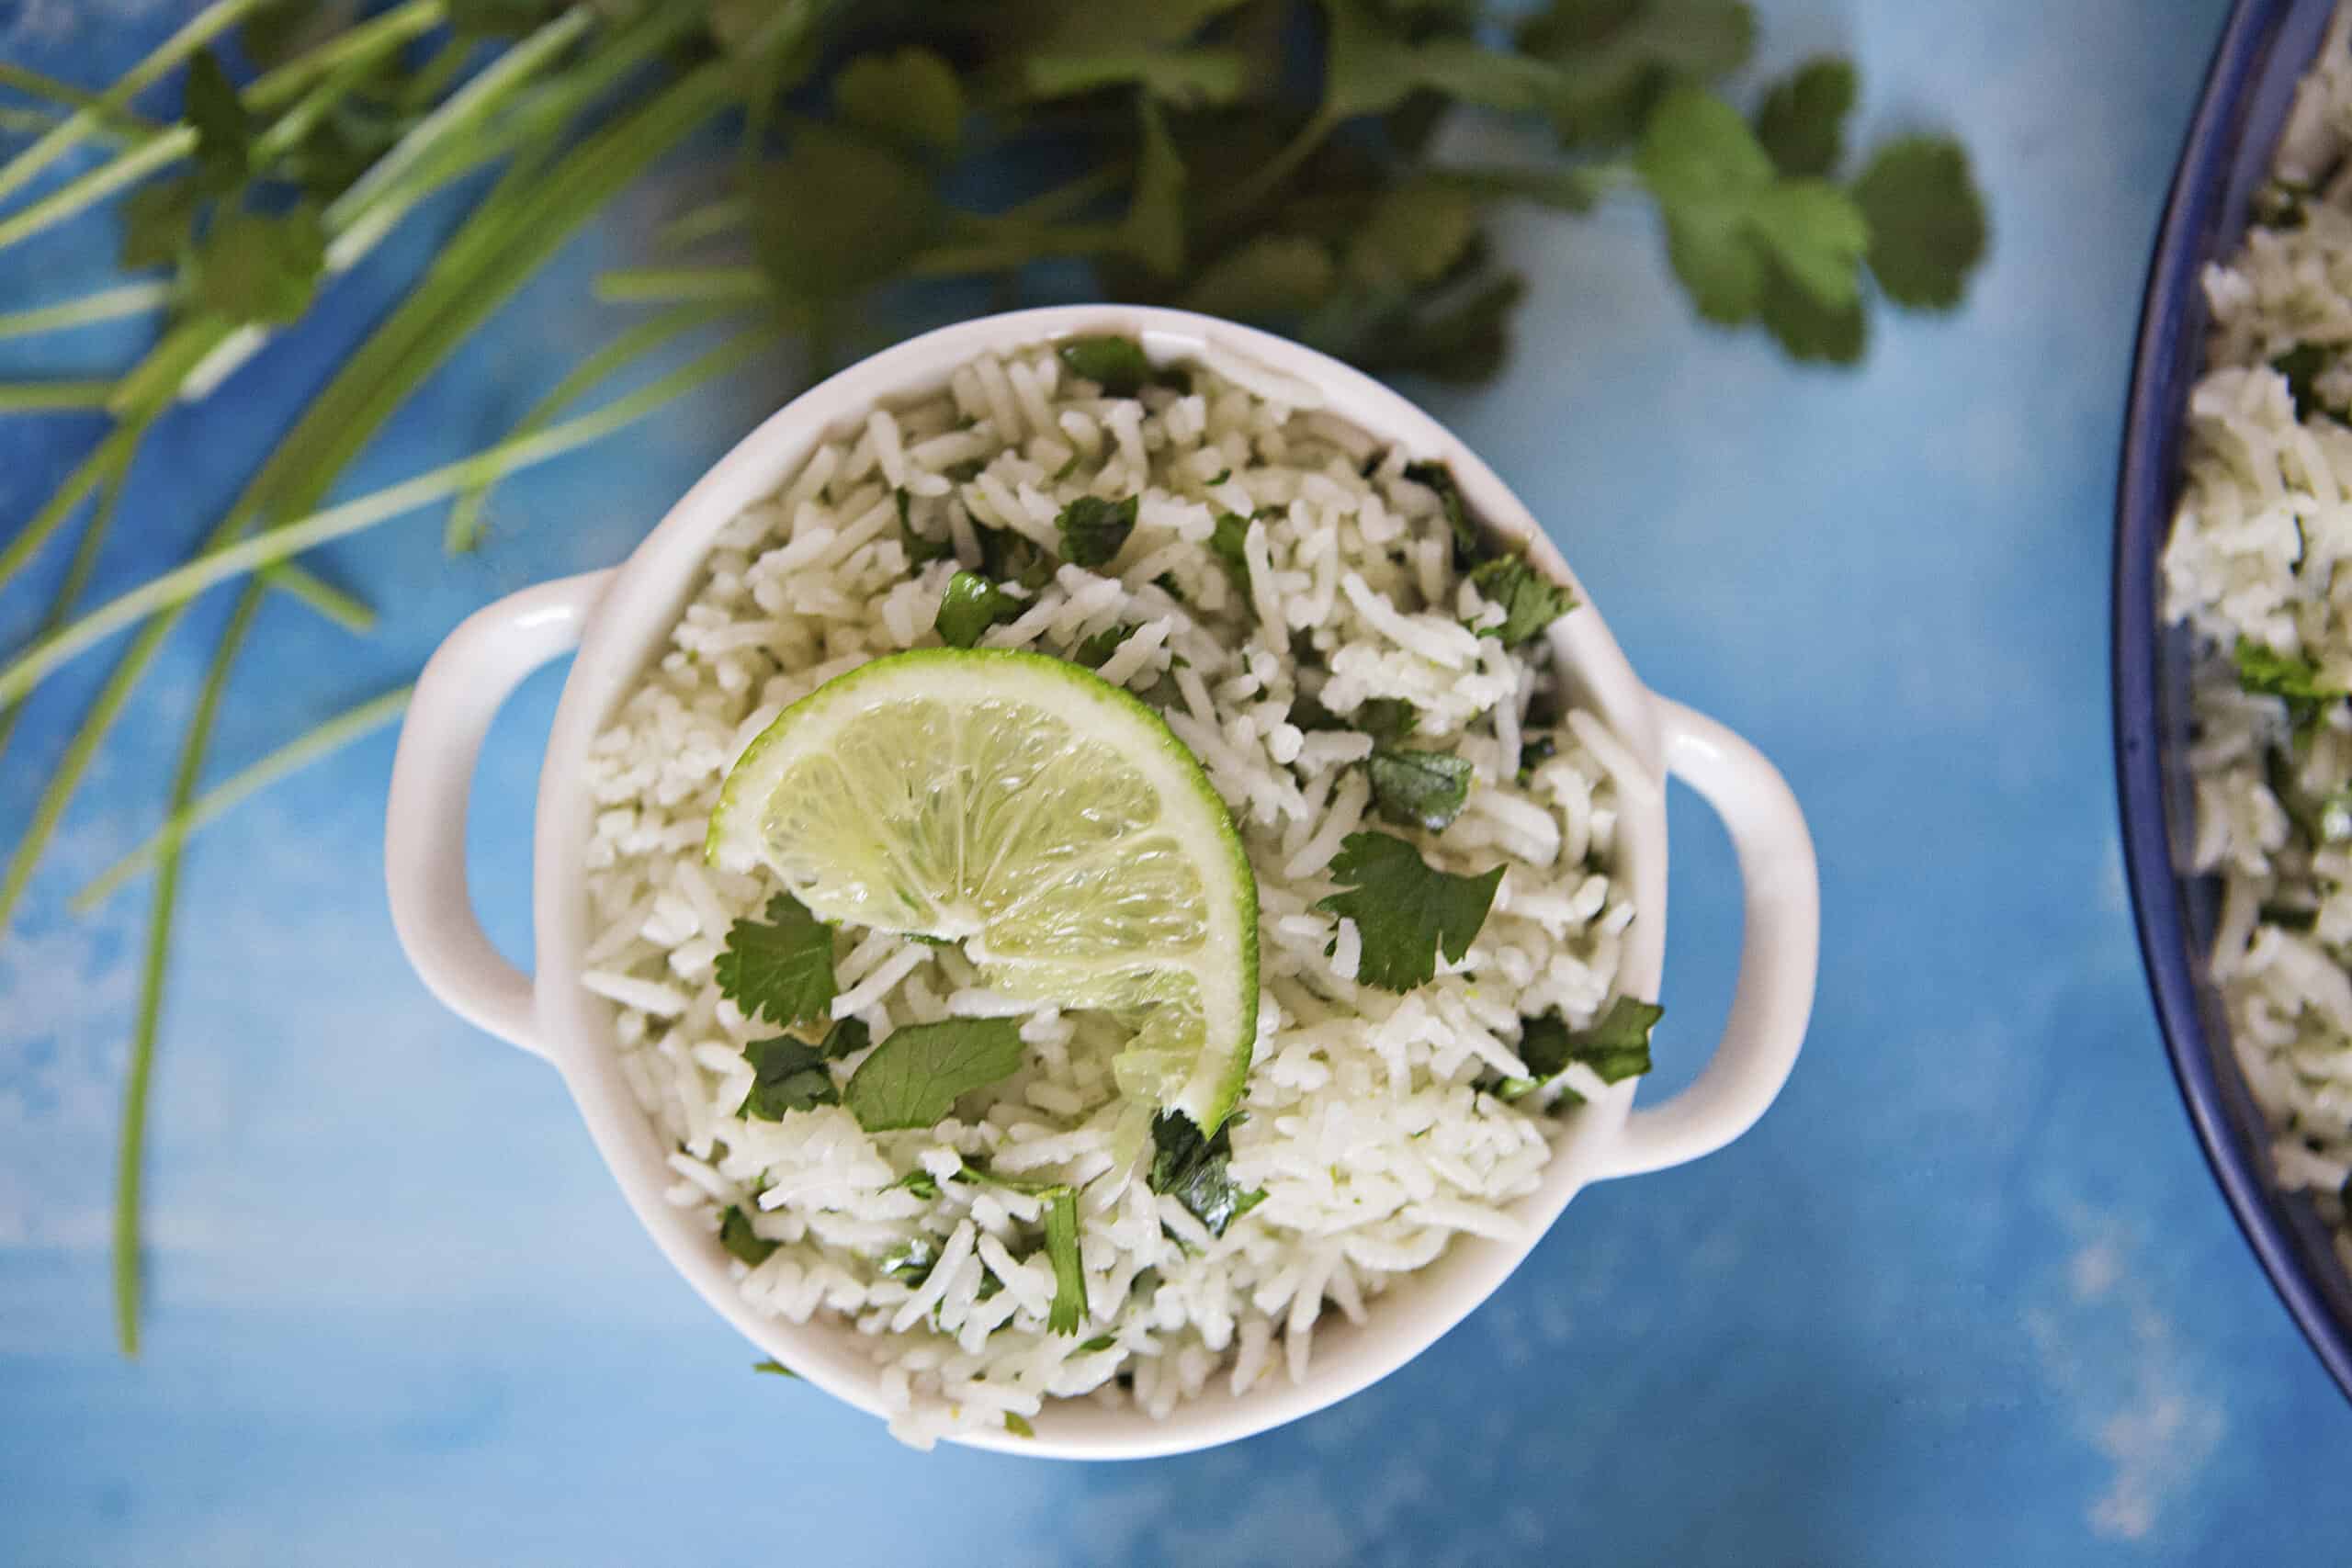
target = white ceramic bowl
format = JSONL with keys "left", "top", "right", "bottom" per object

{"left": 385, "top": 304, "right": 1819, "bottom": 1459}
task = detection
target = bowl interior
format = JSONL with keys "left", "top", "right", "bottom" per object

{"left": 2116, "top": 0, "right": 2352, "bottom": 1398}
{"left": 531, "top": 305, "right": 1674, "bottom": 1456}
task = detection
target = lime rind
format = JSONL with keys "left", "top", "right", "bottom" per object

{"left": 707, "top": 649, "right": 1259, "bottom": 1131}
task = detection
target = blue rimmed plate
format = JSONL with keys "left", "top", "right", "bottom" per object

{"left": 2115, "top": 0, "right": 2352, "bottom": 1398}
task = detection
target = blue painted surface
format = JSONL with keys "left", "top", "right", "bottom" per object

{"left": 2, "top": 2, "right": 2340, "bottom": 1562}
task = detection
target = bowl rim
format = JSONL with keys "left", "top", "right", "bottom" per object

{"left": 2112, "top": 0, "right": 2352, "bottom": 1401}
{"left": 526, "top": 304, "right": 1685, "bottom": 1457}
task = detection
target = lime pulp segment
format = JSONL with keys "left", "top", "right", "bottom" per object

{"left": 707, "top": 649, "right": 1259, "bottom": 1130}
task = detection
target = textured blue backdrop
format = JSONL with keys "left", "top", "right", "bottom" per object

{"left": 4, "top": 1, "right": 2339, "bottom": 1562}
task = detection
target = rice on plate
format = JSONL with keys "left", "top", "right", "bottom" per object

{"left": 576, "top": 331, "right": 1653, "bottom": 1448}
{"left": 2166, "top": 6, "right": 2352, "bottom": 1274}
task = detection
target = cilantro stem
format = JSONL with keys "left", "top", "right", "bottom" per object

{"left": 114, "top": 579, "right": 260, "bottom": 1359}
{"left": 0, "top": 62, "right": 160, "bottom": 130}
{"left": 267, "top": 565, "right": 375, "bottom": 633}
{"left": 655, "top": 195, "right": 746, "bottom": 250}
{"left": 323, "top": 6, "right": 596, "bottom": 231}
{"left": 0, "top": 457, "right": 130, "bottom": 773}
{"left": 0, "top": 0, "right": 266, "bottom": 208}
{"left": 0, "top": 332, "right": 763, "bottom": 713}
{"left": 0, "top": 126, "right": 196, "bottom": 254}
{"left": 0, "top": 418, "right": 142, "bottom": 592}
{"left": 447, "top": 297, "right": 744, "bottom": 550}
{"left": 241, "top": 0, "right": 447, "bottom": 116}
{"left": 0, "top": 379, "right": 116, "bottom": 412}
{"left": 0, "top": 282, "right": 170, "bottom": 340}
{"left": 594, "top": 265, "right": 767, "bottom": 304}
{"left": 74, "top": 684, "right": 412, "bottom": 914}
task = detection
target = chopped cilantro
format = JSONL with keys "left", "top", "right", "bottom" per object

{"left": 2271, "top": 344, "right": 2346, "bottom": 424}
{"left": 1056, "top": 493, "right": 1139, "bottom": 567}
{"left": 1053, "top": 453, "right": 1081, "bottom": 480}
{"left": 1148, "top": 1111, "right": 1265, "bottom": 1237}
{"left": 890, "top": 1168, "right": 941, "bottom": 1201}
{"left": 1206, "top": 468, "right": 1232, "bottom": 485}
{"left": 1499, "top": 997, "right": 1664, "bottom": 1100}
{"left": 1316, "top": 831, "right": 1504, "bottom": 993}
{"left": 720, "top": 1205, "right": 778, "bottom": 1267}
{"left": 977, "top": 524, "right": 1053, "bottom": 588}
{"left": 1073, "top": 623, "right": 1136, "bottom": 669}
{"left": 1003, "top": 1412, "right": 1036, "bottom": 1438}
{"left": 2260, "top": 902, "right": 2320, "bottom": 934}
{"left": 935, "top": 570, "right": 1021, "bottom": 648}
{"left": 1057, "top": 335, "right": 1153, "bottom": 396}
{"left": 1403, "top": 459, "right": 1482, "bottom": 561}
{"left": 843, "top": 1018, "right": 1025, "bottom": 1132}
{"left": 877, "top": 1235, "right": 939, "bottom": 1285}
{"left": 714, "top": 893, "right": 837, "bottom": 1029}
{"left": 1043, "top": 1186, "right": 1086, "bottom": 1335}
{"left": 2235, "top": 637, "right": 2346, "bottom": 702}
{"left": 1469, "top": 555, "right": 1578, "bottom": 646}
{"left": 738, "top": 1035, "right": 842, "bottom": 1119}
{"left": 751, "top": 1359, "right": 799, "bottom": 1379}
{"left": 1077, "top": 1334, "right": 1118, "bottom": 1354}
{"left": 1209, "top": 511, "right": 1253, "bottom": 596}
{"left": 1517, "top": 733, "right": 1558, "bottom": 784}
{"left": 1368, "top": 748, "right": 1475, "bottom": 832}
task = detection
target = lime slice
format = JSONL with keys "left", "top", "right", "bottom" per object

{"left": 707, "top": 649, "right": 1259, "bottom": 1130}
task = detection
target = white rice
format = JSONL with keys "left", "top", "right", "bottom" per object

{"left": 2165, "top": 4, "right": 2352, "bottom": 1264}
{"left": 581, "top": 339, "right": 1638, "bottom": 1448}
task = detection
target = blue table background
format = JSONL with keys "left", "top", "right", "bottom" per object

{"left": 4, "top": 0, "right": 2338, "bottom": 1562}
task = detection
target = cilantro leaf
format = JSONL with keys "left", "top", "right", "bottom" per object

{"left": 1747, "top": 179, "right": 1869, "bottom": 310}
{"left": 1004, "top": 1412, "right": 1037, "bottom": 1438}
{"left": 194, "top": 206, "right": 326, "bottom": 326}
{"left": 1500, "top": 997, "right": 1664, "bottom": 1100}
{"left": 753, "top": 124, "right": 937, "bottom": 304}
{"left": 834, "top": 48, "right": 964, "bottom": 155}
{"left": 737, "top": 1019, "right": 865, "bottom": 1120}
{"left": 1295, "top": 692, "right": 1418, "bottom": 742}
{"left": 119, "top": 176, "right": 198, "bottom": 273}
{"left": 1043, "top": 1186, "right": 1087, "bottom": 1335}
{"left": 714, "top": 893, "right": 838, "bottom": 1029}
{"left": 889, "top": 1168, "right": 940, "bottom": 1201}
{"left": 1057, "top": 335, "right": 1153, "bottom": 396}
{"left": 1469, "top": 555, "right": 1577, "bottom": 646}
{"left": 1639, "top": 88, "right": 1868, "bottom": 328}
{"left": 1403, "top": 459, "right": 1482, "bottom": 560}
{"left": 720, "top": 1205, "right": 779, "bottom": 1266}
{"left": 750, "top": 1358, "right": 798, "bottom": 1378}
{"left": 1148, "top": 1111, "right": 1265, "bottom": 1237}
{"left": 877, "top": 1235, "right": 939, "bottom": 1284}
{"left": 1753, "top": 57, "right": 1855, "bottom": 177}
{"left": 844, "top": 1018, "right": 1025, "bottom": 1132}
{"left": 1759, "top": 257, "right": 1867, "bottom": 364}
{"left": 897, "top": 489, "right": 954, "bottom": 564}
{"left": 1519, "top": 0, "right": 1756, "bottom": 148}
{"left": 1323, "top": 0, "right": 1560, "bottom": 119}
{"left": 1851, "top": 135, "right": 1988, "bottom": 310}
{"left": 1056, "top": 493, "right": 1138, "bottom": 567}
{"left": 936, "top": 570, "right": 1021, "bottom": 648}
{"left": 1316, "top": 831, "right": 1503, "bottom": 992}
{"left": 184, "top": 48, "right": 252, "bottom": 200}
{"left": 1208, "top": 511, "right": 1252, "bottom": 595}
{"left": 2272, "top": 344, "right": 2342, "bottom": 423}
{"left": 1073, "top": 623, "right": 1136, "bottom": 668}
{"left": 2236, "top": 638, "right": 2346, "bottom": 701}
{"left": 1368, "top": 748, "right": 1475, "bottom": 832}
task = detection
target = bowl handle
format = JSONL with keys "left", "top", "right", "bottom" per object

{"left": 1598, "top": 696, "right": 1820, "bottom": 1179}
{"left": 385, "top": 570, "right": 612, "bottom": 1059}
